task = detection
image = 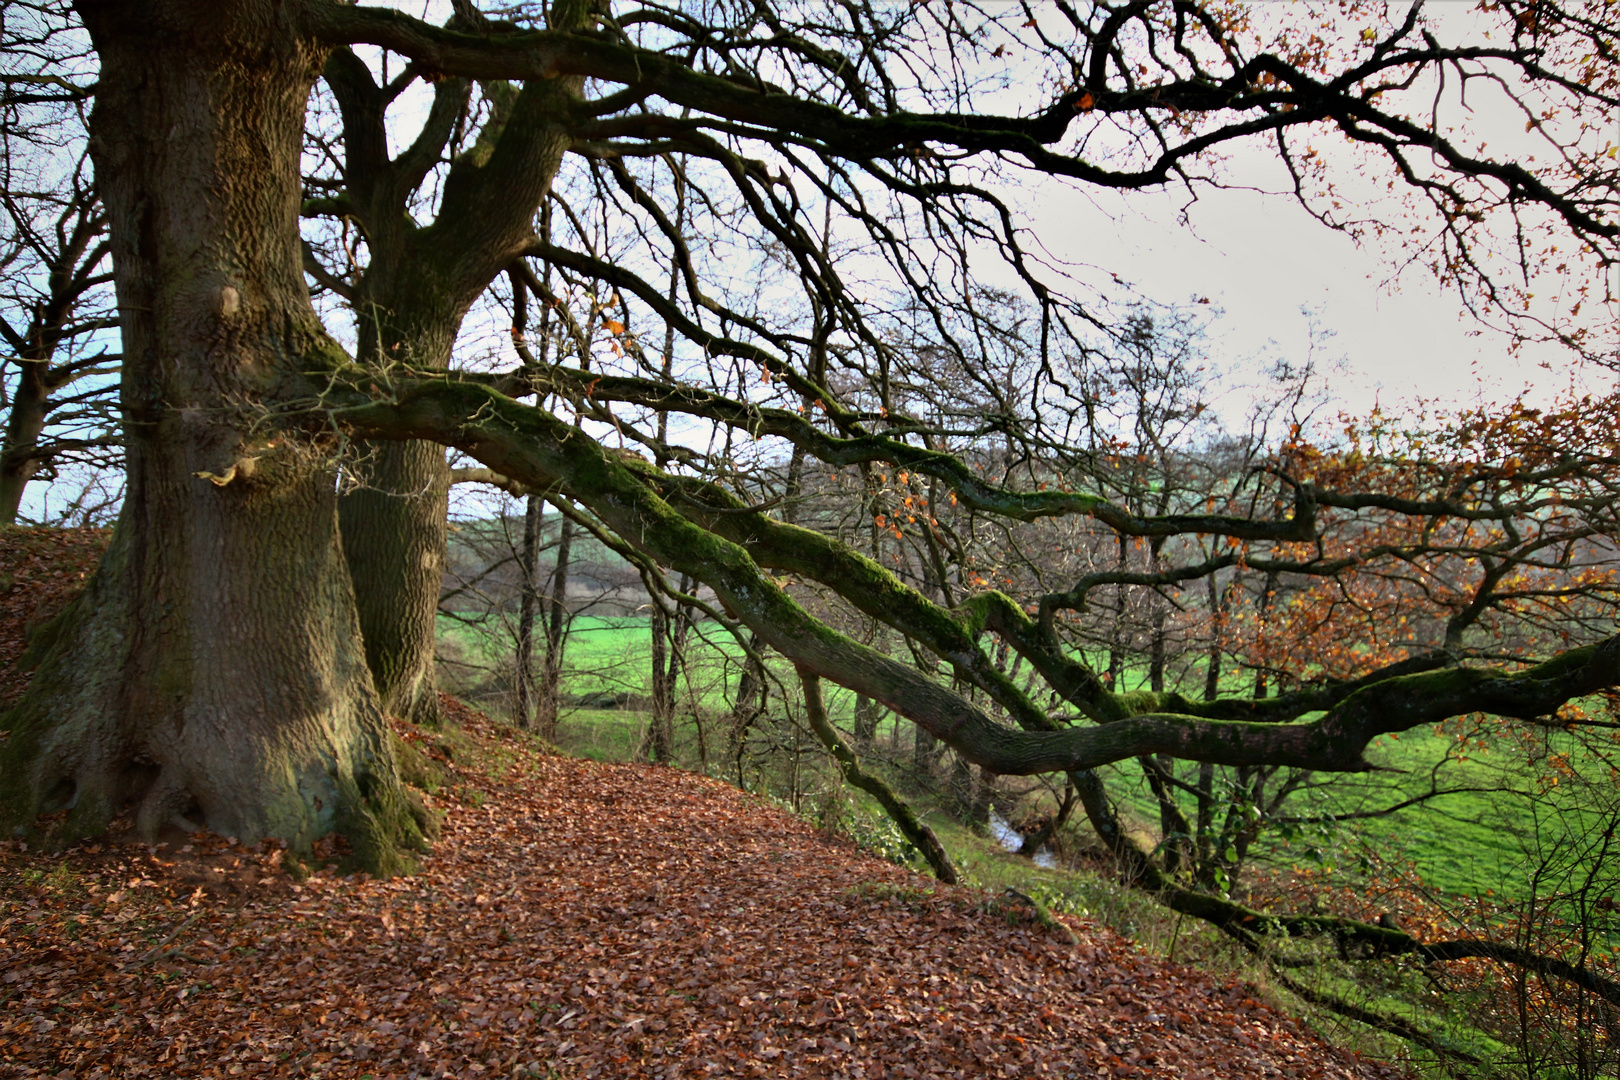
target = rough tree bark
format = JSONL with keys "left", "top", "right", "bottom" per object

{"left": 0, "top": 362, "right": 52, "bottom": 525}
{"left": 340, "top": 440, "right": 448, "bottom": 726}
{"left": 0, "top": 0, "right": 428, "bottom": 871}
{"left": 331, "top": 249, "right": 455, "bottom": 731}
{"left": 317, "top": 27, "right": 578, "bottom": 727}
{"left": 317, "top": 49, "right": 463, "bottom": 727}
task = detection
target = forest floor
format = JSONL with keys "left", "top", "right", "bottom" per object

{"left": 0, "top": 707, "right": 1409, "bottom": 1080}
{"left": 0, "top": 527, "right": 1408, "bottom": 1079}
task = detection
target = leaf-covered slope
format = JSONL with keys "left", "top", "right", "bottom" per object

{"left": 1, "top": 704, "right": 1406, "bottom": 1079}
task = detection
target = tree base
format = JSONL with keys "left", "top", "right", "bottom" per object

{"left": 0, "top": 518, "right": 433, "bottom": 878}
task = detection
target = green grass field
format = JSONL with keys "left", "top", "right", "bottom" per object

{"left": 1090, "top": 725, "right": 1603, "bottom": 899}
{"left": 439, "top": 613, "right": 668, "bottom": 690}
{"left": 438, "top": 610, "right": 875, "bottom": 720}
{"left": 1052, "top": 653, "right": 1605, "bottom": 899}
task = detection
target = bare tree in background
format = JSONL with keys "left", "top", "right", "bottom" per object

{"left": 0, "top": 5, "right": 118, "bottom": 524}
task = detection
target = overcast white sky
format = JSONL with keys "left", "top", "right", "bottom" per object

{"left": 1058, "top": 169, "right": 1616, "bottom": 417}
{"left": 1050, "top": 181, "right": 1544, "bottom": 415}
{"left": 953, "top": 0, "right": 1615, "bottom": 435}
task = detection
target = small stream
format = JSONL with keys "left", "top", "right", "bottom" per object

{"left": 987, "top": 808, "right": 1057, "bottom": 869}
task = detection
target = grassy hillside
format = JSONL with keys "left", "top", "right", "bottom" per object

{"left": 437, "top": 611, "right": 871, "bottom": 721}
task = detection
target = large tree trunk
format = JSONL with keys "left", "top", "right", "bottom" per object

{"left": 322, "top": 29, "right": 578, "bottom": 731}
{"left": 333, "top": 279, "right": 457, "bottom": 733}
{"left": 0, "top": 1, "right": 427, "bottom": 873}
{"left": 332, "top": 267, "right": 458, "bottom": 734}
{"left": 339, "top": 439, "right": 448, "bottom": 726}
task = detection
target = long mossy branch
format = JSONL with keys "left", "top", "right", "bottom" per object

{"left": 328, "top": 379, "right": 1620, "bottom": 778}
{"left": 493, "top": 360, "right": 1317, "bottom": 538}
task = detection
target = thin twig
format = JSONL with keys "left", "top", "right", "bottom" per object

{"left": 120, "top": 910, "right": 203, "bottom": 972}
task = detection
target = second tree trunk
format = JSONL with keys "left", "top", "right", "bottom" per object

{"left": 340, "top": 439, "right": 449, "bottom": 727}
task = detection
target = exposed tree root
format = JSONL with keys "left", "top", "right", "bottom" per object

{"left": 1, "top": 523, "right": 432, "bottom": 877}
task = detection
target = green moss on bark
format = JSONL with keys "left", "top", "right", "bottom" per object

{"left": 0, "top": 524, "right": 436, "bottom": 877}
{"left": 391, "top": 731, "right": 445, "bottom": 793}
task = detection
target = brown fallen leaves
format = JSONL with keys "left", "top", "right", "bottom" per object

{"left": 0, "top": 707, "right": 1407, "bottom": 1080}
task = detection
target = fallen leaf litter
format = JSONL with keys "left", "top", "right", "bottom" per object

{"left": 1, "top": 703, "right": 1406, "bottom": 1079}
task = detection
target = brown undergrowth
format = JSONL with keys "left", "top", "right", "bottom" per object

{"left": 0, "top": 527, "right": 109, "bottom": 711}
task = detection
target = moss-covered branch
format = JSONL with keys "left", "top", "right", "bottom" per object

{"left": 328, "top": 380, "right": 1620, "bottom": 780}
{"left": 645, "top": 473, "right": 1458, "bottom": 734}
{"left": 501, "top": 363, "right": 1317, "bottom": 538}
